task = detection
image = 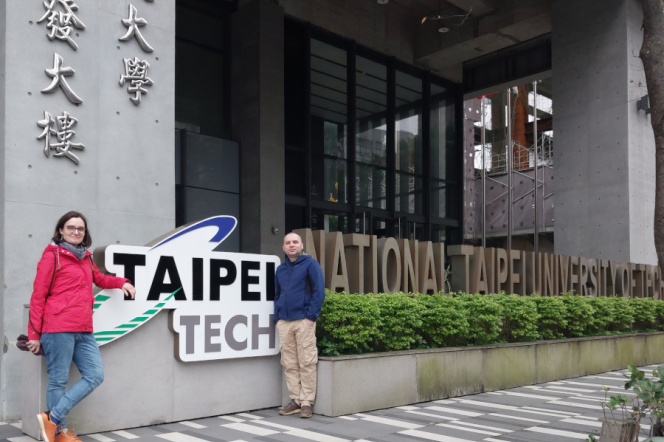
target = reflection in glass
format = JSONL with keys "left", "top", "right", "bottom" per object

{"left": 430, "top": 179, "right": 446, "bottom": 218}
{"left": 430, "top": 85, "right": 455, "bottom": 220}
{"left": 356, "top": 55, "right": 387, "bottom": 209}
{"left": 311, "top": 39, "right": 348, "bottom": 203}
{"left": 312, "top": 210, "right": 349, "bottom": 233}
{"left": 432, "top": 225, "right": 447, "bottom": 243}
{"left": 325, "top": 157, "right": 347, "bottom": 203}
{"left": 395, "top": 70, "right": 423, "bottom": 215}
{"left": 395, "top": 173, "right": 422, "bottom": 214}
{"left": 395, "top": 70, "right": 422, "bottom": 175}
{"left": 357, "top": 163, "right": 386, "bottom": 209}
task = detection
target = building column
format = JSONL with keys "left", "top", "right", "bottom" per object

{"left": 553, "top": 0, "right": 656, "bottom": 265}
{"left": 2, "top": 0, "right": 175, "bottom": 421}
{"left": 231, "top": 0, "right": 286, "bottom": 256}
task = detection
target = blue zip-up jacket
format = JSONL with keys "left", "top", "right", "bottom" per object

{"left": 274, "top": 254, "right": 325, "bottom": 322}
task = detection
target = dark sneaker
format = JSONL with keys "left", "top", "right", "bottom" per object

{"left": 37, "top": 412, "right": 58, "bottom": 442}
{"left": 299, "top": 405, "right": 313, "bottom": 418}
{"left": 279, "top": 400, "right": 301, "bottom": 416}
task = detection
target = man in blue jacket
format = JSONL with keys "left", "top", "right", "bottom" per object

{"left": 274, "top": 232, "right": 325, "bottom": 418}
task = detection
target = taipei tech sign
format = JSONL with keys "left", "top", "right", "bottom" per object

{"left": 92, "top": 216, "right": 281, "bottom": 362}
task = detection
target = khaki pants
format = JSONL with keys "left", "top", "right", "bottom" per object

{"left": 277, "top": 319, "right": 318, "bottom": 407}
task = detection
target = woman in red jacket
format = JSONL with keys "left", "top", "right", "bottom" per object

{"left": 26, "top": 211, "right": 136, "bottom": 442}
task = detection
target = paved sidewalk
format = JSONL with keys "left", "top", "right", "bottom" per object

{"left": 2, "top": 365, "right": 660, "bottom": 442}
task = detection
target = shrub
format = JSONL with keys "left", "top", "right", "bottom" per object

{"left": 315, "top": 291, "right": 664, "bottom": 356}
{"left": 560, "top": 293, "right": 595, "bottom": 337}
{"left": 585, "top": 296, "right": 617, "bottom": 335}
{"left": 532, "top": 296, "right": 568, "bottom": 339}
{"left": 317, "top": 292, "right": 382, "bottom": 356}
{"left": 495, "top": 294, "right": 540, "bottom": 342}
{"left": 610, "top": 296, "right": 635, "bottom": 332}
{"left": 416, "top": 294, "right": 469, "bottom": 347}
{"left": 654, "top": 299, "right": 664, "bottom": 331}
{"left": 629, "top": 297, "right": 656, "bottom": 331}
{"left": 455, "top": 294, "right": 503, "bottom": 345}
{"left": 372, "top": 293, "right": 424, "bottom": 351}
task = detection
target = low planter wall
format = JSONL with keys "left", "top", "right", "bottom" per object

{"left": 315, "top": 332, "right": 664, "bottom": 416}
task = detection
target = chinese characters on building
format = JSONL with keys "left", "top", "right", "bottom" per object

{"left": 118, "top": 5, "right": 154, "bottom": 105}
{"left": 35, "top": 2, "right": 157, "bottom": 165}
{"left": 37, "top": 111, "right": 85, "bottom": 165}
{"left": 38, "top": 0, "right": 86, "bottom": 50}
{"left": 42, "top": 53, "right": 82, "bottom": 104}
{"left": 120, "top": 57, "right": 154, "bottom": 106}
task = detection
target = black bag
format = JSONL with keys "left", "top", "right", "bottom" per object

{"left": 16, "top": 334, "right": 43, "bottom": 355}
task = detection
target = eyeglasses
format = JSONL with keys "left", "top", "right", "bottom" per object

{"left": 65, "top": 225, "right": 86, "bottom": 234}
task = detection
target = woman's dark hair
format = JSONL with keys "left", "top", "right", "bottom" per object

{"left": 52, "top": 210, "right": 92, "bottom": 248}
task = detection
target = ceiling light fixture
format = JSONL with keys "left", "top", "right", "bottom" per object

{"left": 438, "top": 26, "right": 449, "bottom": 33}
{"left": 377, "top": 0, "right": 389, "bottom": 4}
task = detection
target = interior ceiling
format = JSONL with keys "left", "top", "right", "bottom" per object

{"left": 385, "top": 0, "right": 552, "bottom": 81}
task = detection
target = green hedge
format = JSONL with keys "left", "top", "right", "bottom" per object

{"left": 316, "top": 291, "right": 664, "bottom": 356}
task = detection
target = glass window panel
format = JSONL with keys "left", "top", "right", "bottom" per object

{"left": 293, "top": 29, "right": 463, "bottom": 240}
{"left": 429, "top": 92, "right": 455, "bottom": 180}
{"left": 356, "top": 56, "right": 387, "bottom": 119}
{"left": 176, "top": 5, "right": 225, "bottom": 50}
{"left": 431, "top": 224, "right": 447, "bottom": 243}
{"left": 175, "top": 40, "right": 225, "bottom": 138}
{"left": 311, "top": 58, "right": 348, "bottom": 85}
{"left": 395, "top": 172, "right": 423, "bottom": 214}
{"left": 395, "top": 70, "right": 422, "bottom": 175}
{"left": 356, "top": 164, "right": 386, "bottom": 209}
{"left": 356, "top": 120, "right": 386, "bottom": 166}
{"left": 311, "top": 39, "right": 347, "bottom": 65}
{"left": 396, "top": 112, "right": 422, "bottom": 174}
{"left": 312, "top": 210, "right": 350, "bottom": 233}
{"left": 430, "top": 179, "right": 447, "bottom": 218}
{"left": 324, "top": 157, "right": 347, "bottom": 203}
{"left": 356, "top": 56, "right": 387, "bottom": 168}
{"left": 398, "top": 220, "right": 424, "bottom": 241}
{"left": 186, "top": 133, "right": 239, "bottom": 193}
{"left": 395, "top": 70, "right": 423, "bottom": 106}
{"left": 310, "top": 39, "right": 348, "bottom": 207}
{"left": 431, "top": 83, "right": 446, "bottom": 96}
{"left": 324, "top": 121, "right": 347, "bottom": 158}
{"left": 311, "top": 39, "right": 348, "bottom": 124}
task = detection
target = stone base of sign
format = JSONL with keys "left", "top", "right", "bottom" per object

{"left": 21, "top": 308, "right": 282, "bottom": 438}
{"left": 314, "top": 333, "right": 664, "bottom": 416}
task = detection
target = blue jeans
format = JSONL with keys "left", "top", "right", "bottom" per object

{"left": 40, "top": 333, "right": 104, "bottom": 429}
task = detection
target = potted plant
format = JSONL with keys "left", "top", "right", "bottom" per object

{"left": 587, "top": 365, "right": 664, "bottom": 442}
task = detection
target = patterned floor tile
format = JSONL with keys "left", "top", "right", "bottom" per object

{"left": 6, "top": 365, "right": 664, "bottom": 442}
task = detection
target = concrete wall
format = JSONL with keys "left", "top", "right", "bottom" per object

{"left": 22, "top": 309, "right": 282, "bottom": 437}
{"left": 0, "top": 0, "right": 6, "bottom": 425}
{"left": 3, "top": 1, "right": 175, "bottom": 420}
{"left": 552, "top": 0, "right": 656, "bottom": 265}
{"left": 316, "top": 333, "right": 664, "bottom": 416}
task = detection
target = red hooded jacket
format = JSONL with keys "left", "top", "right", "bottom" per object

{"left": 27, "top": 244, "right": 128, "bottom": 340}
